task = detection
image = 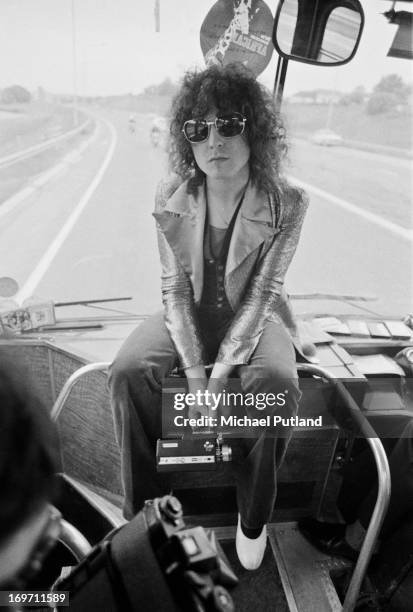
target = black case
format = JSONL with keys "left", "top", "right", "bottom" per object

{"left": 57, "top": 510, "right": 179, "bottom": 612}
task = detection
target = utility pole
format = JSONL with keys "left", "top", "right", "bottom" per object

{"left": 71, "top": 0, "right": 79, "bottom": 126}
{"left": 154, "top": 0, "right": 160, "bottom": 32}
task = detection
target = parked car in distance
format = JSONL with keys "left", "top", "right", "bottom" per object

{"left": 310, "top": 128, "right": 343, "bottom": 146}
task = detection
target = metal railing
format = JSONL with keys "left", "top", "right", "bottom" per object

{"left": 59, "top": 518, "right": 92, "bottom": 561}
{"left": 51, "top": 361, "right": 110, "bottom": 421}
{"left": 0, "top": 119, "right": 91, "bottom": 170}
{"left": 297, "top": 363, "right": 391, "bottom": 612}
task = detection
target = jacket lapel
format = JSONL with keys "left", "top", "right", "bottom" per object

{"left": 153, "top": 181, "right": 206, "bottom": 301}
{"left": 225, "top": 182, "right": 277, "bottom": 277}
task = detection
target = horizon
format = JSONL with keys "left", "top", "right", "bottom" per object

{"left": 0, "top": 72, "right": 408, "bottom": 101}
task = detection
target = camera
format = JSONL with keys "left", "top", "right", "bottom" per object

{"left": 55, "top": 495, "right": 237, "bottom": 612}
{"left": 145, "top": 496, "right": 237, "bottom": 611}
{"left": 156, "top": 434, "right": 232, "bottom": 472}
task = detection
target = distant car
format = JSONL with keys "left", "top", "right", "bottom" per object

{"left": 310, "top": 129, "right": 343, "bottom": 146}
{"left": 150, "top": 116, "right": 169, "bottom": 148}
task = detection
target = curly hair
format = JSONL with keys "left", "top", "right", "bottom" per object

{"left": 168, "top": 63, "right": 288, "bottom": 195}
{"left": 0, "top": 351, "right": 59, "bottom": 545}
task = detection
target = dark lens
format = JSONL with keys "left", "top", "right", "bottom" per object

{"left": 184, "top": 120, "right": 209, "bottom": 143}
{"left": 216, "top": 114, "right": 244, "bottom": 138}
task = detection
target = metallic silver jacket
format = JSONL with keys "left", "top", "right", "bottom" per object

{"left": 153, "top": 176, "right": 309, "bottom": 369}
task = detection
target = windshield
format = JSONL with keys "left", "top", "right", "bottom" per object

{"left": 0, "top": 0, "right": 411, "bottom": 320}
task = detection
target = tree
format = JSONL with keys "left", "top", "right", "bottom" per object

{"left": 143, "top": 78, "right": 177, "bottom": 97}
{"left": 373, "top": 74, "right": 410, "bottom": 102}
{"left": 366, "top": 74, "right": 411, "bottom": 115}
{"left": 366, "top": 91, "right": 398, "bottom": 115}
{"left": 349, "top": 85, "right": 366, "bottom": 104}
{"left": 339, "top": 85, "right": 366, "bottom": 106}
{"left": 1, "top": 85, "right": 32, "bottom": 103}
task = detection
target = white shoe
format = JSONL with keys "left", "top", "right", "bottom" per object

{"left": 235, "top": 515, "right": 267, "bottom": 570}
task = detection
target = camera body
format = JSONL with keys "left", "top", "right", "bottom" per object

{"left": 145, "top": 496, "right": 237, "bottom": 612}
{"left": 156, "top": 434, "right": 232, "bottom": 472}
{"left": 56, "top": 495, "right": 237, "bottom": 612}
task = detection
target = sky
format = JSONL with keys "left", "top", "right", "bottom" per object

{"left": 0, "top": 0, "right": 412, "bottom": 97}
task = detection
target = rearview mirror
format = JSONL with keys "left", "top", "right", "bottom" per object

{"left": 273, "top": 0, "right": 364, "bottom": 66}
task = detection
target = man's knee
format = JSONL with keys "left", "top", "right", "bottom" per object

{"left": 240, "top": 362, "right": 301, "bottom": 416}
{"left": 249, "top": 358, "right": 298, "bottom": 386}
{"left": 108, "top": 352, "right": 153, "bottom": 392}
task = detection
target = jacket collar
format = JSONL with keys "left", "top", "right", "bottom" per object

{"left": 153, "top": 179, "right": 277, "bottom": 300}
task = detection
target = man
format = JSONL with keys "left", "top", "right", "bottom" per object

{"left": 0, "top": 353, "right": 233, "bottom": 611}
{"left": 0, "top": 351, "right": 60, "bottom": 593}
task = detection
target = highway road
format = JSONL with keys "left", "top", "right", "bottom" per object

{"left": 0, "top": 108, "right": 411, "bottom": 320}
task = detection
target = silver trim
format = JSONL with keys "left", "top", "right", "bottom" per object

{"left": 59, "top": 519, "right": 92, "bottom": 561}
{"left": 51, "top": 361, "right": 110, "bottom": 421}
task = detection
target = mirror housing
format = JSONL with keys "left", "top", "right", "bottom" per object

{"left": 385, "top": 9, "right": 413, "bottom": 60}
{"left": 272, "top": 0, "right": 364, "bottom": 66}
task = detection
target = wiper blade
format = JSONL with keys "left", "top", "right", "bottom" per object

{"left": 54, "top": 297, "right": 132, "bottom": 307}
{"left": 290, "top": 293, "right": 377, "bottom": 302}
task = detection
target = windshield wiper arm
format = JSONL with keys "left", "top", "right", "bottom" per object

{"left": 54, "top": 297, "right": 132, "bottom": 307}
{"left": 290, "top": 293, "right": 377, "bottom": 302}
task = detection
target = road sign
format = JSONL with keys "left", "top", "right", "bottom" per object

{"left": 200, "top": 0, "right": 274, "bottom": 76}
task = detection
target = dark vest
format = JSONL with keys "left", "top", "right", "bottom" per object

{"left": 199, "top": 194, "right": 245, "bottom": 313}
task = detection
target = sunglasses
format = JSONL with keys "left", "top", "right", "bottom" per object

{"left": 182, "top": 112, "right": 247, "bottom": 143}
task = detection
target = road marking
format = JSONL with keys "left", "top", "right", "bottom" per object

{"left": 288, "top": 175, "right": 413, "bottom": 243}
{"left": 16, "top": 117, "right": 117, "bottom": 304}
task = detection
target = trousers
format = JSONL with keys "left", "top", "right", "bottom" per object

{"left": 108, "top": 311, "right": 300, "bottom": 527}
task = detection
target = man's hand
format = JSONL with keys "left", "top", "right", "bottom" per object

{"left": 184, "top": 365, "right": 211, "bottom": 429}
{"left": 185, "top": 365, "right": 207, "bottom": 418}
{"left": 184, "top": 362, "right": 235, "bottom": 426}
{"left": 208, "top": 362, "right": 234, "bottom": 418}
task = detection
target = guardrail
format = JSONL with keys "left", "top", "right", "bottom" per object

{"left": 0, "top": 118, "right": 92, "bottom": 170}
